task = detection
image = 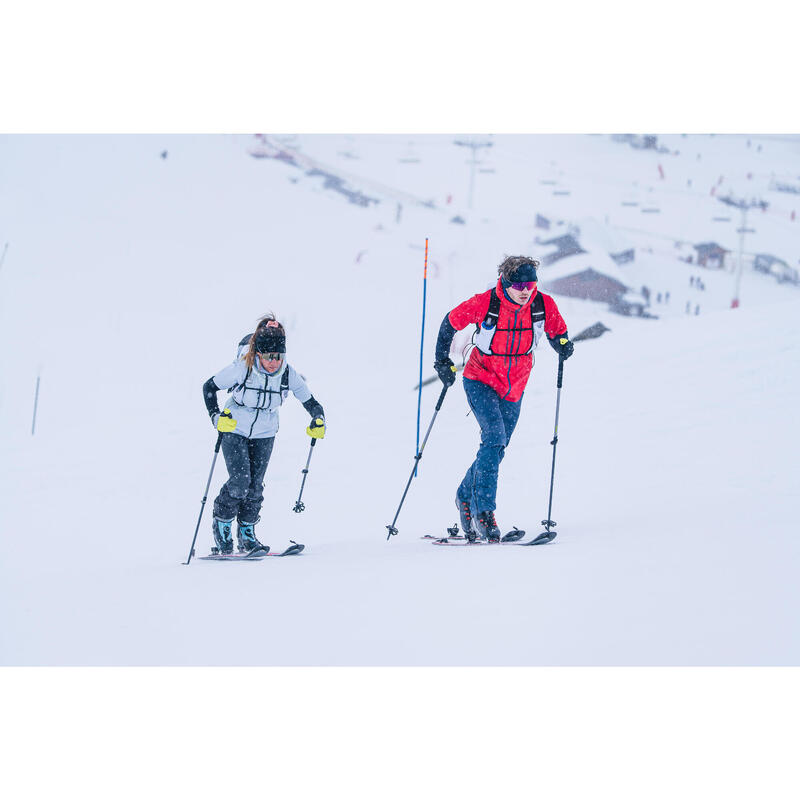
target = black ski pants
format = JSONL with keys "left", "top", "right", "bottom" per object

{"left": 212, "top": 433, "right": 274, "bottom": 523}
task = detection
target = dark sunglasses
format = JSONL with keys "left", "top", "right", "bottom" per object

{"left": 510, "top": 281, "right": 536, "bottom": 291}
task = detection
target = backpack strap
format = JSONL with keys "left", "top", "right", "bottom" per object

{"left": 483, "top": 290, "right": 501, "bottom": 328}
{"left": 474, "top": 289, "right": 546, "bottom": 356}
{"left": 530, "top": 292, "right": 545, "bottom": 324}
{"left": 472, "top": 289, "right": 502, "bottom": 352}
{"left": 229, "top": 332, "right": 255, "bottom": 394}
{"left": 525, "top": 292, "right": 546, "bottom": 355}
{"left": 281, "top": 368, "right": 290, "bottom": 392}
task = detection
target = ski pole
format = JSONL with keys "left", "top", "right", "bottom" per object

{"left": 183, "top": 433, "right": 223, "bottom": 565}
{"left": 386, "top": 383, "right": 449, "bottom": 540}
{"left": 522, "top": 356, "right": 565, "bottom": 546}
{"left": 293, "top": 438, "right": 316, "bottom": 512}
{"left": 415, "top": 238, "right": 429, "bottom": 477}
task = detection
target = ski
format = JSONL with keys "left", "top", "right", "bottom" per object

{"left": 421, "top": 524, "right": 465, "bottom": 541}
{"left": 431, "top": 528, "right": 527, "bottom": 546}
{"left": 198, "top": 542, "right": 305, "bottom": 560}
{"left": 198, "top": 546, "right": 271, "bottom": 561}
{"left": 264, "top": 543, "right": 305, "bottom": 557}
{"left": 517, "top": 530, "right": 557, "bottom": 546}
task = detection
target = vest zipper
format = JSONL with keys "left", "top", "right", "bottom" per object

{"left": 503, "top": 309, "right": 518, "bottom": 400}
{"left": 248, "top": 408, "right": 260, "bottom": 438}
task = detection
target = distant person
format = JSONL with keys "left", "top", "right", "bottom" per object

{"left": 642, "top": 285, "right": 651, "bottom": 303}
{"left": 686, "top": 301, "right": 691, "bottom": 314}
{"left": 695, "top": 304, "right": 700, "bottom": 315}
{"left": 690, "top": 276, "right": 695, "bottom": 287}
{"left": 201, "top": 314, "right": 325, "bottom": 554}
{"left": 665, "top": 291, "right": 670, "bottom": 303}
{"left": 657, "top": 292, "right": 662, "bottom": 303}
{"left": 433, "top": 256, "right": 572, "bottom": 542}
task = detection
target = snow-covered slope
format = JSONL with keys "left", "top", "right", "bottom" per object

{"left": 0, "top": 134, "right": 798, "bottom": 665}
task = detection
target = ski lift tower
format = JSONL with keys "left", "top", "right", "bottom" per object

{"left": 453, "top": 137, "right": 493, "bottom": 210}
{"left": 717, "top": 193, "right": 761, "bottom": 308}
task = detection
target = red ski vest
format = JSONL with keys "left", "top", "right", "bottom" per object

{"left": 448, "top": 279, "right": 567, "bottom": 401}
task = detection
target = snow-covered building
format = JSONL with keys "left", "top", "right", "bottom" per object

{"left": 694, "top": 242, "right": 730, "bottom": 269}
{"left": 571, "top": 218, "right": 636, "bottom": 265}
{"left": 535, "top": 233, "right": 586, "bottom": 265}
{"left": 538, "top": 250, "right": 649, "bottom": 317}
{"left": 610, "top": 289, "right": 649, "bottom": 317}
{"left": 754, "top": 253, "right": 799, "bottom": 285}
{"left": 610, "top": 134, "right": 658, "bottom": 150}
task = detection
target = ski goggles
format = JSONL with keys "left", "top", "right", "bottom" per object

{"left": 259, "top": 352, "right": 284, "bottom": 361}
{"left": 510, "top": 280, "right": 537, "bottom": 291}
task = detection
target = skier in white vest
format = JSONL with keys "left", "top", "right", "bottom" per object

{"left": 202, "top": 314, "right": 325, "bottom": 553}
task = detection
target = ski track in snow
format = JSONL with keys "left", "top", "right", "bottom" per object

{"left": 0, "top": 134, "right": 798, "bottom": 665}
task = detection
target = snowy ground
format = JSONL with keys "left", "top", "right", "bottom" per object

{"left": 1, "top": 134, "right": 798, "bottom": 665}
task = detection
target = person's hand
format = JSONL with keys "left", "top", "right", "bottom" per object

{"left": 548, "top": 335, "right": 574, "bottom": 361}
{"left": 212, "top": 409, "right": 237, "bottom": 433}
{"left": 306, "top": 417, "right": 325, "bottom": 439}
{"left": 434, "top": 358, "right": 457, "bottom": 386}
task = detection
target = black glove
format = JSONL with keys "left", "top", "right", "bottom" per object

{"left": 548, "top": 334, "right": 574, "bottom": 361}
{"left": 434, "top": 357, "right": 457, "bottom": 386}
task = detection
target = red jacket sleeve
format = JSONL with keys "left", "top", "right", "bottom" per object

{"left": 542, "top": 293, "right": 568, "bottom": 338}
{"left": 448, "top": 290, "right": 492, "bottom": 331}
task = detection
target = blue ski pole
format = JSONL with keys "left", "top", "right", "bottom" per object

{"left": 415, "top": 238, "right": 429, "bottom": 477}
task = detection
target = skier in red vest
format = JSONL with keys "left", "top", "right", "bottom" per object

{"left": 434, "top": 256, "right": 573, "bottom": 541}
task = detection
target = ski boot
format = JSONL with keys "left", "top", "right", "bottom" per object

{"left": 236, "top": 518, "right": 266, "bottom": 553}
{"left": 211, "top": 516, "right": 234, "bottom": 554}
{"left": 455, "top": 494, "right": 474, "bottom": 538}
{"left": 475, "top": 510, "right": 501, "bottom": 543}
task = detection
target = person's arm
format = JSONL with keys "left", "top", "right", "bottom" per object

{"left": 433, "top": 291, "right": 491, "bottom": 383}
{"left": 202, "top": 377, "right": 221, "bottom": 418}
{"left": 302, "top": 396, "right": 324, "bottom": 420}
{"left": 203, "top": 361, "right": 246, "bottom": 425}
{"left": 288, "top": 367, "right": 326, "bottom": 438}
{"left": 542, "top": 294, "right": 573, "bottom": 359}
{"left": 434, "top": 314, "right": 458, "bottom": 363}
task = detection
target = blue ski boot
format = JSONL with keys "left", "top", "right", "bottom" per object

{"left": 236, "top": 518, "right": 266, "bottom": 553}
{"left": 211, "top": 516, "right": 234, "bottom": 554}
{"left": 475, "top": 510, "right": 501, "bottom": 543}
{"left": 456, "top": 494, "right": 474, "bottom": 538}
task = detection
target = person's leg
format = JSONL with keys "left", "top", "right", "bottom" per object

{"left": 237, "top": 437, "right": 275, "bottom": 524}
{"left": 213, "top": 433, "right": 252, "bottom": 521}
{"left": 495, "top": 393, "right": 523, "bottom": 471}
{"left": 460, "top": 378, "right": 507, "bottom": 514}
{"left": 457, "top": 380, "right": 485, "bottom": 508}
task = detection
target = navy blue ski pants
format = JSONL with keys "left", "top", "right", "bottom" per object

{"left": 458, "top": 377, "right": 522, "bottom": 514}
{"left": 213, "top": 433, "right": 274, "bottom": 523}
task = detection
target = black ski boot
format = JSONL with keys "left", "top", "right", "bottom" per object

{"left": 475, "top": 511, "right": 501, "bottom": 543}
{"left": 236, "top": 518, "right": 266, "bottom": 553}
{"left": 455, "top": 494, "right": 474, "bottom": 538}
{"left": 211, "top": 517, "right": 234, "bottom": 554}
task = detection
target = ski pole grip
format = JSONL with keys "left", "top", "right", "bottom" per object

{"left": 435, "top": 384, "right": 449, "bottom": 411}
{"left": 557, "top": 357, "right": 564, "bottom": 389}
{"left": 311, "top": 438, "right": 316, "bottom": 448}
{"left": 214, "top": 432, "right": 223, "bottom": 453}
